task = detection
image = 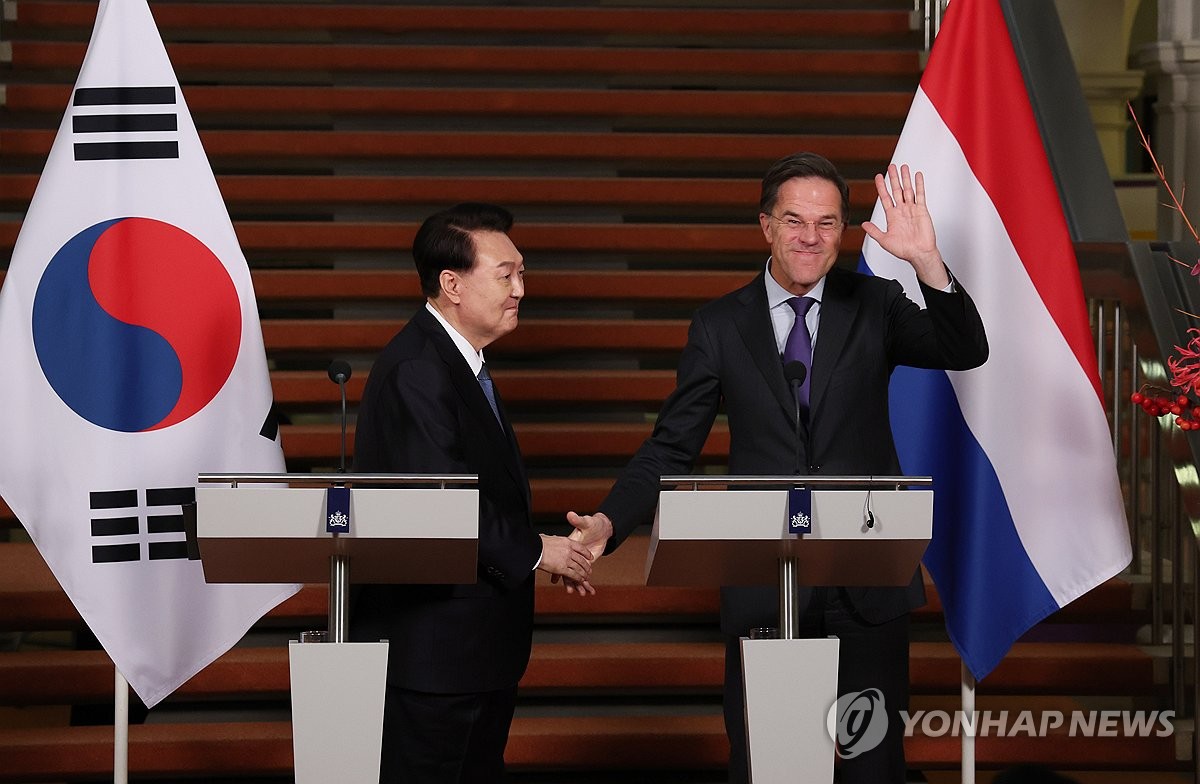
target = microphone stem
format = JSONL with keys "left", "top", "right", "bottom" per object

{"left": 338, "top": 379, "right": 347, "bottom": 473}
{"left": 792, "top": 383, "right": 803, "bottom": 475}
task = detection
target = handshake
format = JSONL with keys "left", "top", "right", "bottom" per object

{"left": 534, "top": 511, "right": 614, "bottom": 596}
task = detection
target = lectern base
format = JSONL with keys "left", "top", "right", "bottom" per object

{"left": 741, "top": 637, "right": 839, "bottom": 784}
{"left": 289, "top": 641, "right": 388, "bottom": 784}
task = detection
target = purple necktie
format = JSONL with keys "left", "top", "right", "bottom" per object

{"left": 783, "top": 296, "right": 815, "bottom": 413}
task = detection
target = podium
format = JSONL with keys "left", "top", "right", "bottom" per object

{"left": 194, "top": 472, "right": 479, "bottom": 784}
{"left": 646, "top": 475, "right": 933, "bottom": 784}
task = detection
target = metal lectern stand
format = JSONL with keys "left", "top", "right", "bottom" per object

{"left": 195, "top": 473, "right": 479, "bottom": 784}
{"left": 646, "top": 475, "right": 933, "bottom": 784}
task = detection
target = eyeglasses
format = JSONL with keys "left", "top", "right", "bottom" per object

{"left": 769, "top": 216, "right": 845, "bottom": 236}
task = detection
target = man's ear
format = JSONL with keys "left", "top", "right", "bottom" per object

{"left": 439, "top": 269, "right": 462, "bottom": 304}
{"left": 758, "top": 212, "right": 773, "bottom": 243}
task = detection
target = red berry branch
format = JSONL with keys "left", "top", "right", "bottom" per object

{"left": 1128, "top": 104, "right": 1200, "bottom": 431}
{"left": 1134, "top": 329, "right": 1200, "bottom": 430}
{"left": 1131, "top": 389, "right": 1200, "bottom": 430}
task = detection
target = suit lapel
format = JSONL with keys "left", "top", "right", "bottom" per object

{"left": 413, "top": 309, "right": 528, "bottom": 494}
{"left": 809, "top": 270, "right": 858, "bottom": 419}
{"left": 731, "top": 273, "right": 795, "bottom": 420}
{"left": 487, "top": 382, "right": 531, "bottom": 506}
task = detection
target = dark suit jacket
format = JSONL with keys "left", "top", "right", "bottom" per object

{"left": 599, "top": 266, "right": 989, "bottom": 633}
{"left": 350, "top": 306, "right": 541, "bottom": 694}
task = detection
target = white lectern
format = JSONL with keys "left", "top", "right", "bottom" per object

{"left": 194, "top": 472, "right": 479, "bottom": 784}
{"left": 646, "top": 475, "right": 933, "bottom": 784}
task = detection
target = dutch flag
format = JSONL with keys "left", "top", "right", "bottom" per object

{"left": 861, "top": 0, "right": 1132, "bottom": 680}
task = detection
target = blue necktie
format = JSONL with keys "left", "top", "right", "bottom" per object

{"left": 783, "top": 296, "right": 815, "bottom": 413}
{"left": 477, "top": 363, "right": 502, "bottom": 425}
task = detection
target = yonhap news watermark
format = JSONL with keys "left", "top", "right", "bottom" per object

{"left": 827, "top": 690, "right": 1175, "bottom": 757}
{"left": 899, "top": 708, "right": 1175, "bottom": 739}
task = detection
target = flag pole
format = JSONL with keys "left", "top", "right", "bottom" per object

{"left": 961, "top": 661, "right": 975, "bottom": 784}
{"left": 114, "top": 667, "right": 129, "bottom": 784}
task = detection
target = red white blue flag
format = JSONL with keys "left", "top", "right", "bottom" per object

{"left": 860, "top": 0, "right": 1131, "bottom": 679}
{"left": 0, "top": 0, "right": 298, "bottom": 706}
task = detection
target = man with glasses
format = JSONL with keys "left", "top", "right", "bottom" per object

{"left": 564, "top": 152, "right": 989, "bottom": 783}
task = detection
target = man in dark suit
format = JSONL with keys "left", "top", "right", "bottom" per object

{"left": 564, "top": 153, "right": 989, "bottom": 783}
{"left": 351, "top": 203, "right": 596, "bottom": 783}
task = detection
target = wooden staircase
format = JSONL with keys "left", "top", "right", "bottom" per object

{"left": 0, "top": 0, "right": 1184, "bottom": 780}
{"left": 0, "top": 536, "right": 1177, "bottom": 781}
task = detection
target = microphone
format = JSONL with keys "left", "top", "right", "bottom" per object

{"left": 783, "top": 360, "right": 807, "bottom": 387}
{"left": 783, "top": 361, "right": 807, "bottom": 474}
{"left": 327, "top": 360, "right": 352, "bottom": 473}
{"left": 327, "top": 360, "right": 352, "bottom": 385}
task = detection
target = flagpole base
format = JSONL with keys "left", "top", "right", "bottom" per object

{"left": 289, "top": 640, "right": 388, "bottom": 784}
{"left": 962, "top": 661, "right": 976, "bottom": 784}
{"left": 114, "top": 668, "right": 129, "bottom": 784}
{"left": 742, "top": 637, "right": 839, "bottom": 783}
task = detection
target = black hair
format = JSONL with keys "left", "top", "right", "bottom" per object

{"left": 412, "top": 202, "right": 514, "bottom": 299}
{"left": 759, "top": 152, "right": 850, "bottom": 220}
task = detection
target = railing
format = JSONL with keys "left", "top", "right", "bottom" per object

{"left": 1084, "top": 239, "right": 1200, "bottom": 772}
{"left": 917, "top": 0, "right": 951, "bottom": 51}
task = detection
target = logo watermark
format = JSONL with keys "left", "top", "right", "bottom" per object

{"left": 901, "top": 709, "right": 1175, "bottom": 738}
{"left": 826, "top": 690, "right": 1175, "bottom": 757}
{"left": 825, "top": 689, "right": 889, "bottom": 758}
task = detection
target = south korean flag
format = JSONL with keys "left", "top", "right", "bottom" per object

{"left": 0, "top": 0, "right": 299, "bottom": 708}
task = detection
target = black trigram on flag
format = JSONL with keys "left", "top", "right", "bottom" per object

{"left": 90, "top": 486, "right": 195, "bottom": 564}
{"left": 72, "top": 86, "right": 179, "bottom": 162}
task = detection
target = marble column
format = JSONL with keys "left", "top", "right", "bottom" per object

{"left": 1054, "top": 0, "right": 1147, "bottom": 176}
{"left": 1137, "top": 0, "right": 1200, "bottom": 240}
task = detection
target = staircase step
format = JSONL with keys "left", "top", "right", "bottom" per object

{"left": 0, "top": 716, "right": 1180, "bottom": 781}
{"left": 251, "top": 269, "right": 760, "bottom": 305}
{"left": 257, "top": 318, "right": 690, "bottom": 355}
{"left": 7, "top": 2, "right": 916, "bottom": 40}
{"left": 268, "top": 369, "right": 680, "bottom": 407}
{"left": 11, "top": 41, "right": 919, "bottom": 80}
{"left": 908, "top": 642, "right": 1162, "bottom": 695}
{"left": 276, "top": 421, "right": 731, "bottom": 462}
{"left": 0, "top": 537, "right": 1143, "bottom": 631}
{"left": 0, "top": 639, "right": 1162, "bottom": 706}
{"left": 0, "top": 538, "right": 716, "bottom": 630}
{"left": 1, "top": 220, "right": 865, "bottom": 255}
{"left": 1, "top": 128, "right": 899, "bottom": 168}
{"left": 0, "top": 174, "right": 884, "bottom": 211}
{"left": 1, "top": 722, "right": 295, "bottom": 781}
{"left": 0, "top": 269, "right": 758, "bottom": 304}
{"left": 0, "top": 642, "right": 726, "bottom": 705}
{"left": 3, "top": 84, "right": 915, "bottom": 122}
